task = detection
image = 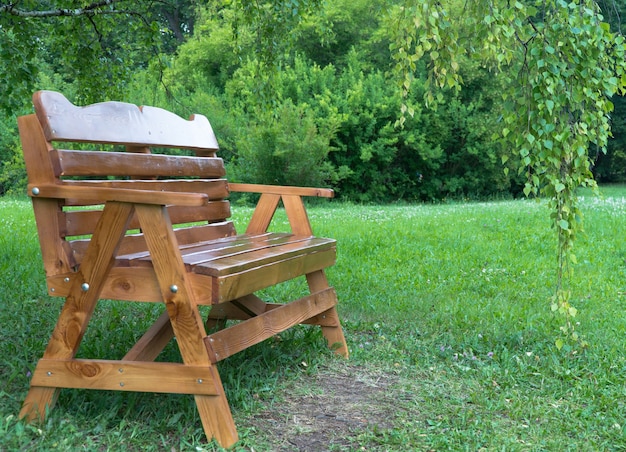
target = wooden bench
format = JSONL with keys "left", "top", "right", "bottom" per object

{"left": 17, "top": 90, "right": 348, "bottom": 448}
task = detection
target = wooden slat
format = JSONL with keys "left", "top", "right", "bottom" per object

{"left": 134, "top": 203, "right": 240, "bottom": 445}
{"left": 116, "top": 232, "right": 272, "bottom": 263}
{"left": 283, "top": 194, "right": 313, "bottom": 236}
{"left": 53, "top": 149, "right": 225, "bottom": 178}
{"left": 47, "top": 268, "right": 216, "bottom": 305}
{"left": 31, "top": 359, "right": 219, "bottom": 395}
{"left": 62, "top": 201, "right": 231, "bottom": 237}
{"left": 29, "top": 184, "right": 208, "bottom": 207}
{"left": 204, "top": 288, "right": 337, "bottom": 362}
{"left": 307, "top": 270, "right": 349, "bottom": 358}
{"left": 61, "top": 179, "right": 229, "bottom": 206}
{"left": 34, "top": 90, "right": 219, "bottom": 151}
{"left": 18, "top": 115, "right": 75, "bottom": 277}
{"left": 229, "top": 183, "right": 334, "bottom": 198}
{"left": 245, "top": 193, "right": 281, "bottom": 234}
{"left": 189, "top": 236, "right": 336, "bottom": 277}
{"left": 214, "top": 249, "right": 336, "bottom": 303}
{"left": 69, "top": 222, "right": 237, "bottom": 264}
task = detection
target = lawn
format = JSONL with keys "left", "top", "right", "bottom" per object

{"left": 1, "top": 186, "right": 625, "bottom": 450}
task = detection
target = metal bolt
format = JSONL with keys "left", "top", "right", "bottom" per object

{"left": 197, "top": 379, "right": 203, "bottom": 384}
{"left": 64, "top": 277, "right": 70, "bottom": 283}
{"left": 31, "top": 187, "right": 40, "bottom": 196}
{"left": 50, "top": 288, "right": 55, "bottom": 293}
{"left": 118, "top": 368, "right": 124, "bottom": 373}
{"left": 170, "top": 285, "right": 178, "bottom": 294}
{"left": 120, "top": 382, "right": 125, "bottom": 387}
{"left": 47, "top": 371, "right": 52, "bottom": 376}
{"left": 81, "top": 283, "right": 90, "bottom": 292}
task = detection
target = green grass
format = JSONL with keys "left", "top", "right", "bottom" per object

{"left": 1, "top": 186, "right": 625, "bottom": 450}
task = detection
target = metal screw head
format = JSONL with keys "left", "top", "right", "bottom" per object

{"left": 170, "top": 285, "right": 179, "bottom": 294}
{"left": 197, "top": 379, "right": 203, "bottom": 384}
{"left": 81, "top": 283, "right": 90, "bottom": 292}
{"left": 64, "top": 277, "right": 70, "bottom": 283}
{"left": 31, "top": 187, "right": 40, "bottom": 196}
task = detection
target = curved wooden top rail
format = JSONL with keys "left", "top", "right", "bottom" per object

{"left": 33, "top": 90, "right": 219, "bottom": 151}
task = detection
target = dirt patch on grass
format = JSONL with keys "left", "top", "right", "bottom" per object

{"left": 246, "top": 361, "right": 409, "bottom": 451}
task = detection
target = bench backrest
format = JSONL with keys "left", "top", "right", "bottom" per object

{"left": 19, "top": 90, "right": 236, "bottom": 282}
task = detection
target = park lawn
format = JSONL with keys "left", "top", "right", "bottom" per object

{"left": 1, "top": 186, "right": 625, "bottom": 450}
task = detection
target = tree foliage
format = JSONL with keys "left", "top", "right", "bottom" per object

{"left": 1, "top": 0, "right": 625, "bottom": 345}
{"left": 390, "top": 0, "right": 626, "bottom": 348}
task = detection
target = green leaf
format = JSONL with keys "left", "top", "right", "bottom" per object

{"left": 555, "top": 338, "right": 564, "bottom": 350}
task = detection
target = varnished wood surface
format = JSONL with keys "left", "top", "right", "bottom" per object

{"left": 18, "top": 90, "right": 347, "bottom": 449}
{"left": 31, "top": 358, "right": 219, "bottom": 395}
{"left": 34, "top": 90, "right": 219, "bottom": 151}
{"left": 53, "top": 149, "right": 225, "bottom": 178}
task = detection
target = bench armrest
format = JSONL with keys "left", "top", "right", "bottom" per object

{"left": 228, "top": 183, "right": 334, "bottom": 198}
{"left": 28, "top": 184, "right": 208, "bottom": 207}
{"left": 229, "top": 183, "right": 333, "bottom": 236}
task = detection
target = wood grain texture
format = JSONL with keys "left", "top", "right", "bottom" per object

{"left": 229, "top": 182, "right": 334, "bottom": 198}
{"left": 34, "top": 90, "right": 219, "bottom": 151}
{"left": 29, "top": 184, "right": 208, "bottom": 207}
{"left": 214, "top": 249, "right": 336, "bottom": 303}
{"left": 53, "top": 149, "right": 225, "bottom": 178}
{"left": 205, "top": 288, "right": 338, "bottom": 362}
{"left": 31, "top": 359, "right": 219, "bottom": 395}
{"left": 19, "top": 90, "right": 347, "bottom": 449}
{"left": 245, "top": 193, "right": 281, "bottom": 234}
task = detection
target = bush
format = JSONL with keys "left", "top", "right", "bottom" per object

{"left": 230, "top": 99, "right": 339, "bottom": 188}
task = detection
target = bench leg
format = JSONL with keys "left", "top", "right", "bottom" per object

{"left": 20, "top": 201, "right": 135, "bottom": 423}
{"left": 306, "top": 270, "right": 349, "bottom": 358}
{"left": 136, "top": 204, "right": 238, "bottom": 447}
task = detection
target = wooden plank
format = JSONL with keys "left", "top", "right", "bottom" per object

{"left": 62, "top": 201, "right": 231, "bottom": 237}
{"left": 282, "top": 194, "right": 313, "bottom": 236}
{"left": 213, "top": 249, "right": 336, "bottom": 303}
{"left": 47, "top": 268, "right": 215, "bottom": 305}
{"left": 61, "top": 179, "right": 229, "bottom": 205}
{"left": 191, "top": 236, "right": 336, "bottom": 277}
{"left": 18, "top": 115, "right": 76, "bottom": 277}
{"left": 34, "top": 90, "right": 220, "bottom": 151}
{"left": 53, "top": 149, "right": 225, "bottom": 178}
{"left": 69, "top": 222, "right": 237, "bottom": 266}
{"left": 31, "top": 359, "right": 219, "bottom": 395}
{"left": 134, "top": 203, "right": 239, "bottom": 445}
{"left": 29, "top": 184, "right": 208, "bottom": 207}
{"left": 229, "top": 183, "right": 334, "bottom": 198}
{"left": 204, "top": 288, "right": 337, "bottom": 362}
{"left": 307, "top": 270, "right": 349, "bottom": 358}
{"left": 245, "top": 193, "right": 280, "bottom": 234}
{"left": 20, "top": 202, "right": 134, "bottom": 423}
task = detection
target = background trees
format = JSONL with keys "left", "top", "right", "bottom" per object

{"left": 0, "top": 0, "right": 624, "bottom": 201}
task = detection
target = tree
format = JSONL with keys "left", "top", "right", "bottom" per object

{"left": 0, "top": 0, "right": 197, "bottom": 111}
{"left": 390, "top": 0, "right": 626, "bottom": 348}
